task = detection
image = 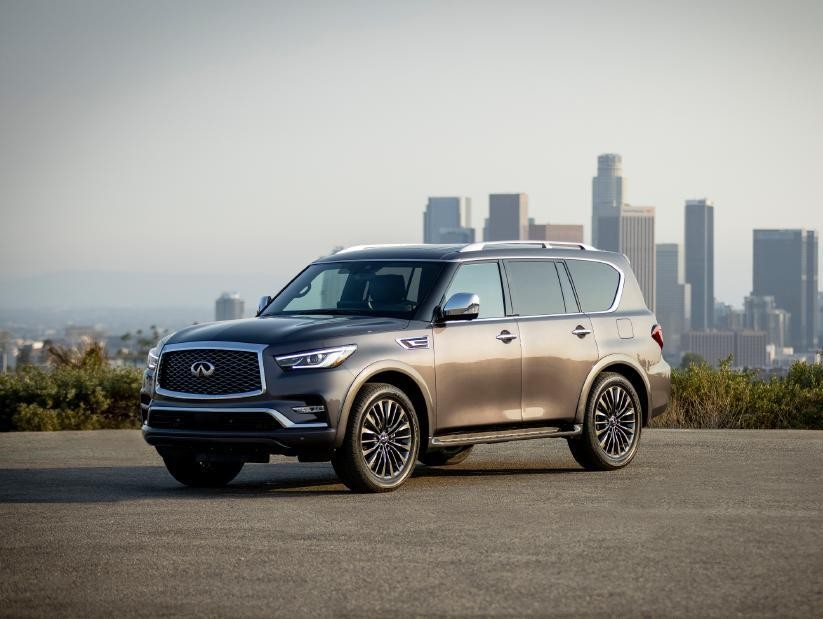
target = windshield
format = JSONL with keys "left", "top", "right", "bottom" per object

{"left": 262, "top": 261, "right": 445, "bottom": 319}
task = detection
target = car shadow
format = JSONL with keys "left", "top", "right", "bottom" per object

{"left": 0, "top": 461, "right": 584, "bottom": 504}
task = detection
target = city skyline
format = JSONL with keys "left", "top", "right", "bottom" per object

{"left": 1, "top": 1, "right": 822, "bottom": 309}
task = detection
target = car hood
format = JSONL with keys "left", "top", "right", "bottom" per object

{"left": 167, "top": 315, "right": 411, "bottom": 347}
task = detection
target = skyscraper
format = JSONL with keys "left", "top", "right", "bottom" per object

{"left": 215, "top": 292, "right": 244, "bottom": 321}
{"left": 655, "top": 243, "right": 691, "bottom": 358}
{"left": 423, "top": 197, "right": 474, "bottom": 244}
{"left": 591, "top": 154, "right": 624, "bottom": 251}
{"left": 684, "top": 199, "right": 715, "bottom": 331}
{"left": 487, "top": 194, "right": 528, "bottom": 241}
{"left": 590, "top": 155, "right": 655, "bottom": 310}
{"left": 753, "top": 229, "right": 819, "bottom": 352}
{"left": 621, "top": 206, "right": 656, "bottom": 311}
{"left": 528, "top": 223, "right": 584, "bottom": 243}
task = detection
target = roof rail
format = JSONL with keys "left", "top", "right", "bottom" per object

{"left": 334, "top": 243, "right": 422, "bottom": 255}
{"left": 459, "top": 240, "right": 596, "bottom": 252}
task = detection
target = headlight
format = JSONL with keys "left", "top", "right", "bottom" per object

{"left": 275, "top": 345, "right": 356, "bottom": 370}
{"left": 146, "top": 333, "right": 174, "bottom": 370}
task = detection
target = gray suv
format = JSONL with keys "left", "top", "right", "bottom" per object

{"left": 141, "top": 241, "right": 670, "bottom": 492}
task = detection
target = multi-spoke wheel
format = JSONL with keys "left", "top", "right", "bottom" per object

{"left": 332, "top": 383, "right": 420, "bottom": 492}
{"left": 567, "top": 372, "right": 641, "bottom": 470}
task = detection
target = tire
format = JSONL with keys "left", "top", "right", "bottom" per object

{"left": 332, "top": 382, "right": 420, "bottom": 493}
{"left": 163, "top": 455, "right": 244, "bottom": 488}
{"left": 418, "top": 445, "right": 474, "bottom": 466}
{"left": 567, "top": 372, "right": 642, "bottom": 471}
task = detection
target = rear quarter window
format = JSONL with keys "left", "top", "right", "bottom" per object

{"left": 566, "top": 260, "right": 621, "bottom": 312}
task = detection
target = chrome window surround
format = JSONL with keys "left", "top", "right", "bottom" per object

{"left": 147, "top": 405, "right": 328, "bottom": 429}
{"left": 154, "top": 341, "right": 268, "bottom": 400}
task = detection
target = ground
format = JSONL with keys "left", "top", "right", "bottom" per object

{"left": 0, "top": 429, "right": 821, "bottom": 617}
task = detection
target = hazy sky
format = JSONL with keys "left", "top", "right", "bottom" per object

{"left": 1, "top": 0, "right": 822, "bottom": 306}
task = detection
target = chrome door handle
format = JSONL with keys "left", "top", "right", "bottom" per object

{"left": 496, "top": 331, "right": 518, "bottom": 343}
{"left": 571, "top": 326, "right": 592, "bottom": 337}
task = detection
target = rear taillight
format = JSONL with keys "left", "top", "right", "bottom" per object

{"left": 651, "top": 324, "right": 664, "bottom": 350}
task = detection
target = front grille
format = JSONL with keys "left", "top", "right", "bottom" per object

{"left": 157, "top": 349, "right": 262, "bottom": 396}
{"left": 148, "top": 409, "right": 279, "bottom": 432}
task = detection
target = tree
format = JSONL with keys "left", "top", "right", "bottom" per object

{"left": 680, "top": 352, "right": 706, "bottom": 369}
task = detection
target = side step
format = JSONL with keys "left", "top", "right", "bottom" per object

{"left": 429, "top": 424, "right": 582, "bottom": 448}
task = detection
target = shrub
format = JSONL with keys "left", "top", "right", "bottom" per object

{"left": 652, "top": 360, "right": 823, "bottom": 429}
{"left": 0, "top": 365, "right": 143, "bottom": 431}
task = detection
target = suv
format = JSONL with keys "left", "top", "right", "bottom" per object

{"left": 141, "top": 241, "right": 670, "bottom": 492}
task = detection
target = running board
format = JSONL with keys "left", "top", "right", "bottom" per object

{"left": 429, "top": 424, "right": 582, "bottom": 448}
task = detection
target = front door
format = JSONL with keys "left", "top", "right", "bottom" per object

{"left": 433, "top": 261, "right": 522, "bottom": 431}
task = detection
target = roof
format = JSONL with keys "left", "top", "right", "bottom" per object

{"left": 314, "top": 241, "right": 619, "bottom": 263}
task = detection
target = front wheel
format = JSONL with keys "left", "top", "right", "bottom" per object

{"left": 567, "top": 372, "right": 641, "bottom": 471}
{"left": 332, "top": 383, "right": 420, "bottom": 493}
{"left": 162, "top": 455, "right": 244, "bottom": 487}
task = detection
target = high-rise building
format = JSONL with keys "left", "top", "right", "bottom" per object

{"left": 682, "top": 330, "right": 767, "bottom": 368}
{"left": 753, "top": 229, "right": 819, "bottom": 352}
{"left": 589, "top": 155, "right": 656, "bottom": 308}
{"left": 655, "top": 243, "right": 691, "bottom": 359}
{"left": 621, "top": 206, "right": 656, "bottom": 311}
{"left": 423, "top": 197, "right": 474, "bottom": 244}
{"left": 591, "top": 154, "right": 624, "bottom": 251}
{"left": 684, "top": 199, "right": 715, "bottom": 331}
{"left": 215, "top": 292, "right": 244, "bottom": 321}
{"left": 528, "top": 223, "right": 584, "bottom": 243}
{"left": 487, "top": 194, "right": 528, "bottom": 241}
{"left": 744, "top": 295, "right": 792, "bottom": 350}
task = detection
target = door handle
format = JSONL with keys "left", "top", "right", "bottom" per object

{"left": 496, "top": 330, "right": 518, "bottom": 343}
{"left": 571, "top": 325, "right": 592, "bottom": 337}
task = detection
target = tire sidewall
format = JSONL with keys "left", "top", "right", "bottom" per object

{"left": 584, "top": 374, "right": 642, "bottom": 469}
{"left": 347, "top": 385, "right": 420, "bottom": 491}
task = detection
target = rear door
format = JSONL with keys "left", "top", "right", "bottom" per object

{"left": 503, "top": 259, "right": 599, "bottom": 423}
{"left": 433, "top": 261, "right": 522, "bottom": 431}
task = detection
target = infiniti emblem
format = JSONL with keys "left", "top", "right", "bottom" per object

{"left": 190, "top": 361, "right": 215, "bottom": 378}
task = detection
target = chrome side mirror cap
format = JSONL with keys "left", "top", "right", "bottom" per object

{"left": 257, "top": 295, "right": 272, "bottom": 316}
{"left": 441, "top": 292, "right": 480, "bottom": 321}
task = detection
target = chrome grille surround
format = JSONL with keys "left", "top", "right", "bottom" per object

{"left": 155, "top": 341, "right": 267, "bottom": 399}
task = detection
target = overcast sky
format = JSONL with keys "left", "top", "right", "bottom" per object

{"left": 1, "top": 0, "right": 821, "bottom": 306}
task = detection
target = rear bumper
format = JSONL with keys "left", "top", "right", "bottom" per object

{"left": 648, "top": 358, "right": 672, "bottom": 420}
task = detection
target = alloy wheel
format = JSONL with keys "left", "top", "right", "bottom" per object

{"left": 360, "top": 398, "right": 413, "bottom": 480}
{"left": 593, "top": 385, "right": 638, "bottom": 458}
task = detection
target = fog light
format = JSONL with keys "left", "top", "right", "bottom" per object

{"left": 292, "top": 405, "right": 326, "bottom": 414}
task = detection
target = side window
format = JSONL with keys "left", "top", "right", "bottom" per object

{"left": 566, "top": 260, "right": 621, "bottom": 312}
{"left": 557, "top": 262, "right": 579, "bottom": 313}
{"left": 444, "top": 262, "right": 505, "bottom": 318}
{"left": 505, "top": 260, "right": 566, "bottom": 316}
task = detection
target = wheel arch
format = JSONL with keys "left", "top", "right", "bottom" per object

{"left": 575, "top": 355, "right": 652, "bottom": 427}
{"left": 335, "top": 361, "right": 433, "bottom": 448}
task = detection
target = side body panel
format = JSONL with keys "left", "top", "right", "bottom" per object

{"left": 432, "top": 318, "right": 523, "bottom": 431}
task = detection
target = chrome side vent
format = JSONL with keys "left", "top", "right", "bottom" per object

{"left": 396, "top": 336, "right": 430, "bottom": 350}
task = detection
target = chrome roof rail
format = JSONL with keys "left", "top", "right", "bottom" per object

{"left": 459, "top": 240, "right": 596, "bottom": 252}
{"left": 334, "top": 243, "right": 423, "bottom": 255}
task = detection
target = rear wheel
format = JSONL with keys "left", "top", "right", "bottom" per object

{"left": 162, "top": 455, "right": 244, "bottom": 487}
{"left": 567, "top": 372, "right": 641, "bottom": 471}
{"left": 332, "top": 383, "right": 420, "bottom": 493}
{"left": 418, "top": 446, "right": 473, "bottom": 466}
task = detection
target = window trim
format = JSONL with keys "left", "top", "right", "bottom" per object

{"left": 563, "top": 258, "right": 625, "bottom": 314}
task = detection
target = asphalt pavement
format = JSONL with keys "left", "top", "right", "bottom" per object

{"left": 0, "top": 429, "right": 821, "bottom": 617}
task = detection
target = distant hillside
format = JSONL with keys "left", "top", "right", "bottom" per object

{"left": 0, "top": 270, "right": 288, "bottom": 310}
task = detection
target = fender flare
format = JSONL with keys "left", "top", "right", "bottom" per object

{"left": 575, "top": 354, "right": 652, "bottom": 425}
{"left": 334, "top": 360, "right": 435, "bottom": 448}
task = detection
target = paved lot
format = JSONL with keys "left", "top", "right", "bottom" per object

{"left": 0, "top": 429, "right": 821, "bottom": 617}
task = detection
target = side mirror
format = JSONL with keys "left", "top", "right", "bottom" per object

{"left": 257, "top": 295, "right": 272, "bottom": 316}
{"left": 441, "top": 292, "right": 480, "bottom": 321}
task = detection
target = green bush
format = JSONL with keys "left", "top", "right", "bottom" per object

{"left": 652, "top": 360, "right": 823, "bottom": 429}
{"left": 0, "top": 366, "right": 143, "bottom": 431}
{"left": 1, "top": 360, "right": 821, "bottom": 431}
